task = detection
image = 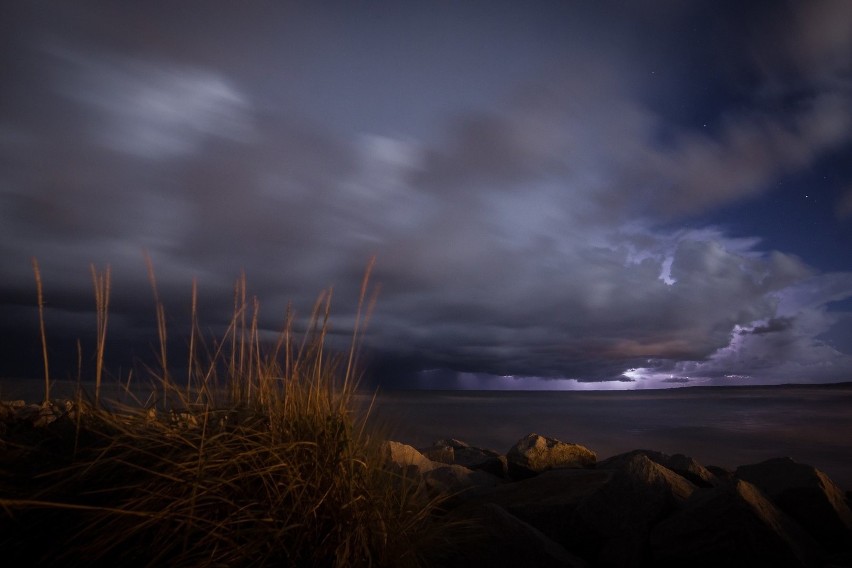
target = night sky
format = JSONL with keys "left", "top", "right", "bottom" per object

{"left": 2, "top": 1, "right": 852, "bottom": 390}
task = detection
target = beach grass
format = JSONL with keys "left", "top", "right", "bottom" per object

{"left": 0, "top": 259, "right": 450, "bottom": 567}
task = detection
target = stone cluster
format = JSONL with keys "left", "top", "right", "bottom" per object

{"left": 384, "top": 433, "right": 852, "bottom": 567}
{"left": 0, "top": 398, "right": 90, "bottom": 442}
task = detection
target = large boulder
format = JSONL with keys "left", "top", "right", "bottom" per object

{"left": 383, "top": 441, "right": 438, "bottom": 477}
{"left": 506, "top": 433, "right": 596, "bottom": 479}
{"left": 429, "top": 438, "right": 509, "bottom": 478}
{"left": 650, "top": 479, "right": 823, "bottom": 567}
{"left": 568, "top": 453, "right": 696, "bottom": 566}
{"left": 423, "top": 464, "right": 504, "bottom": 499}
{"left": 419, "top": 444, "right": 455, "bottom": 464}
{"left": 434, "top": 503, "right": 587, "bottom": 568}
{"left": 736, "top": 457, "right": 852, "bottom": 552}
{"left": 461, "top": 451, "right": 508, "bottom": 478}
{"left": 472, "top": 468, "right": 612, "bottom": 547}
{"left": 599, "top": 449, "right": 717, "bottom": 488}
{"left": 706, "top": 464, "right": 735, "bottom": 483}
{"left": 383, "top": 441, "right": 502, "bottom": 499}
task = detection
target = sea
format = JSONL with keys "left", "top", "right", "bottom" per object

{"left": 368, "top": 384, "right": 852, "bottom": 491}
{"left": 3, "top": 378, "right": 851, "bottom": 490}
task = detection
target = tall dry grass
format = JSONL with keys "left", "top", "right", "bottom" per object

{"left": 0, "top": 259, "right": 450, "bottom": 567}
{"left": 90, "top": 263, "right": 111, "bottom": 408}
{"left": 31, "top": 257, "right": 49, "bottom": 403}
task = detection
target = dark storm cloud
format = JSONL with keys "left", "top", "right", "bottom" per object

{"left": 655, "top": 273, "right": 852, "bottom": 386}
{"left": 2, "top": 1, "right": 852, "bottom": 388}
{"left": 742, "top": 317, "right": 795, "bottom": 336}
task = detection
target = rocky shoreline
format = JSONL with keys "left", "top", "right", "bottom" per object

{"left": 387, "top": 434, "right": 852, "bottom": 567}
{"left": 3, "top": 399, "right": 852, "bottom": 567}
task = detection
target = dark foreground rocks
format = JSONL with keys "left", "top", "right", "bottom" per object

{"left": 383, "top": 433, "right": 852, "bottom": 568}
{"left": 736, "top": 457, "right": 852, "bottom": 553}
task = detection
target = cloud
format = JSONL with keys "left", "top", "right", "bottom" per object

{"left": 741, "top": 317, "right": 795, "bottom": 335}
{"left": 751, "top": 0, "right": 852, "bottom": 87}
{"left": 1, "top": 2, "right": 851, "bottom": 388}
{"left": 47, "top": 46, "right": 255, "bottom": 159}
{"left": 648, "top": 93, "right": 852, "bottom": 216}
{"left": 661, "top": 377, "right": 690, "bottom": 384}
{"left": 650, "top": 273, "right": 852, "bottom": 386}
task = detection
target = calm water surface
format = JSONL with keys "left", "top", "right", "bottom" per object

{"left": 369, "top": 385, "right": 852, "bottom": 490}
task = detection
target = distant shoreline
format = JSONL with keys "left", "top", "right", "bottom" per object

{"left": 5, "top": 377, "right": 852, "bottom": 402}
{"left": 376, "top": 380, "right": 852, "bottom": 393}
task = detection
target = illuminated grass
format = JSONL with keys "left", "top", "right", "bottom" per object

{"left": 0, "top": 259, "right": 450, "bottom": 567}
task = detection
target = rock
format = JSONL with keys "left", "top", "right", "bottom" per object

{"left": 706, "top": 464, "right": 735, "bottom": 482}
{"left": 472, "top": 468, "right": 613, "bottom": 546}
{"left": 506, "top": 433, "right": 596, "bottom": 479}
{"left": 32, "top": 401, "right": 60, "bottom": 428}
{"left": 428, "top": 438, "right": 509, "bottom": 477}
{"left": 466, "top": 452, "right": 509, "bottom": 478}
{"left": 455, "top": 446, "right": 507, "bottom": 478}
{"left": 169, "top": 409, "right": 200, "bottom": 430}
{"left": 736, "top": 457, "right": 852, "bottom": 552}
{"left": 383, "top": 441, "right": 505, "bottom": 502}
{"left": 568, "top": 453, "right": 696, "bottom": 566}
{"left": 419, "top": 444, "right": 455, "bottom": 464}
{"left": 423, "top": 464, "right": 504, "bottom": 499}
{"left": 35, "top": 399, "right": 94, "bottom": 428}
{"left": 433, "top": 438, "right": 470, "bottom": 449}
{"left": 383, "top": 441, "right": 438, "bottom": 476}
{"left": 14, "top": 403, "right": 42, "bottom": 423}
{"left": 0, "top": 400, "right": 26, "bottom": 422}
{"left": 434, "top": 503, "right": 587, "bottom": 568}
{"left": 452, "top": 445, "right": 499, "bottom": 465}
{"left": 650, "top": 479, "right": 823, "bottom": 567}
{"left": 663, "top": 453, "right": 717, "bottom": 487}
{"left": 0, "top": 400, "right": 83, "bottom": 428}
{"left": 599, "top": 449, "right": 717, "bottom": 488}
